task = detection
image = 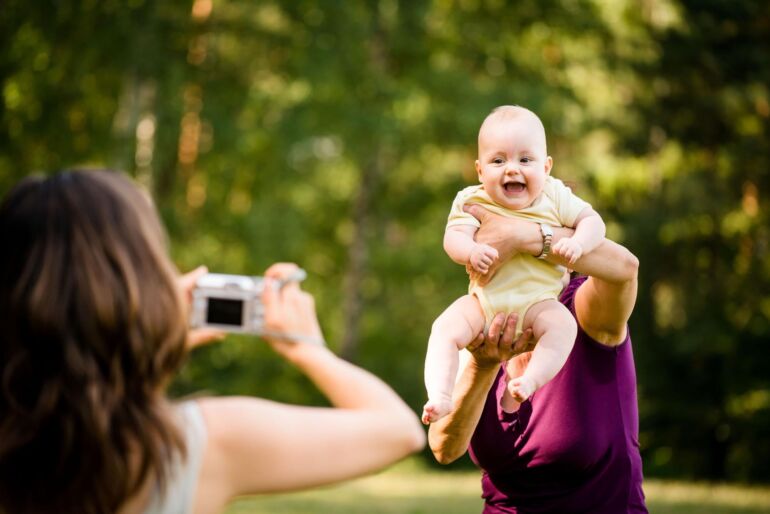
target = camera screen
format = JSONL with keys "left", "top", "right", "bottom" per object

{"left": 206, "top": 298, "right": 244, "bottom": 326}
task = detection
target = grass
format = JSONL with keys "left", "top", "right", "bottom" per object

{"left": 225, "top": 459, "right": 770, "bottom": 514}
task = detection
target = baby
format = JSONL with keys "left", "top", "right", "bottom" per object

{"left": 422, "top": 105, "right": 606, "bottom": 424}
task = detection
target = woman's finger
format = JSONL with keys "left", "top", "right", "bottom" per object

{"left": 486, "top": 313, "right": 506, "bottom": 343}
{"left": 499, "top": 313, "right": 518, "bottom": 351}
{"left": 512, "top": 328, "right": 534, "bottom": 354}
{"left": 462, "top": 203, "right": 490, "bottom": 223}
{"left": 187, "top": 327, "right": 226, "bottom": 349}
{"left": 179, "top": 265, "right": 208, "bottom": 298}
{"left": 467, "top": 332, "right": 484, "bottom": 352}
{"left": 265, "top": 262, "right": 300, "bottom": 281}
{"left": 262, "top": 275, "right": 282, "bottom": 324}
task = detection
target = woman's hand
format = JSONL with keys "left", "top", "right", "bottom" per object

{"left": 262, "top": 262, "right": 325, "bottom": 358}
{"left": 179, "top": 265, "right": 226, "bottom": 349}
{"left": 428, "top": 311, "right": 534, "bottom": 464}
{"left": 462, "top": 204, "right": 541, "bottom": 285}
{"left": 466, "top": 311, "right": 535, "bottom": 368}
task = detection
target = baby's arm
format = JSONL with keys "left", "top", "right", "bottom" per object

{"left": 551, "top": 207, "right": 606, "bottom": 265}
{"left": 444, "top": 225, "right": 499, "bottom": 274}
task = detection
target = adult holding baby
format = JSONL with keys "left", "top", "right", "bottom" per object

{"left": 0, "top": 170, "right": 425, "bottom": 514}
{"left": 428, "top": 203, "right": 648, "bottom": 512}
{"left": 422, "top": 106, "right": 607, "bottom": 425}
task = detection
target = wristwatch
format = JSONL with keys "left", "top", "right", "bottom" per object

{"left": 537, "top": 223, "right": 553, "bottom": 259}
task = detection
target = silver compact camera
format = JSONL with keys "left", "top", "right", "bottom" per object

{"left": 190, "top": 270, "right": 306, "bottom": 334}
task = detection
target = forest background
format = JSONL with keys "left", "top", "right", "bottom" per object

{"left": 2, "top": 0, "right": 768, "bottom": 483}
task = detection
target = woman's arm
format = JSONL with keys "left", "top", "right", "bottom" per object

{"left": 464, "top": 204, "right": 639, "bottom": 345}
{"left": 573, "top": 255, "right": 638, "bottom": 346}
{"left": 464, "top": 204, "right": 636, "bottom": 285}
{"left": 428, "top": 313, "right": 533, "bottom": 463}
{"left": 194, "top": 264, "right": 426, "bottom": 505}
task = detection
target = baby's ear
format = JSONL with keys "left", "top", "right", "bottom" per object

{"left": 544, "top": 156, "right": 553, "bottom": 175}
{"left": 475, "top": 160, "right": 483, "bottom": 181}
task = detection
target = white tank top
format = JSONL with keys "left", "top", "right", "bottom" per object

{"left": 143, "top": 401, "right": 207, "bottom": 514}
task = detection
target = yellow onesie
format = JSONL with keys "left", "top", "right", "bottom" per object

{"left": 446, "top": 176, "right": 590, "bottom": 336}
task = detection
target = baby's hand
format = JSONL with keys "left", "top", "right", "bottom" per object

{"left": 552, "top": 237, "right": 583, "bottom": 265}
{"left": 469, "top": 243, "right": 499, "bottom": 274}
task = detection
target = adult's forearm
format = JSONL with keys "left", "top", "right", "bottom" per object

{"left": 287, "top": 344, "right": 427, "bottom": 451}
{"left": 477, "top": 216, "right": 638, "bottom": 285}
{"left": 506, "top": 223, "right": 637, "bottom": 284}
{"left": 289, "top": 345, "right": 414, "bottom": 413}
{"left": 428, "top": 360, "right": 500, "bottom": 464}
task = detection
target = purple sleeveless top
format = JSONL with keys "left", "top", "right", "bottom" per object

{"left": 468, "top": 276, "right": 647, "bottom": 513}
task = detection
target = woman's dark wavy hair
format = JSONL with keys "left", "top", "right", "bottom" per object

{"left": 0, "top": 170, "right": 188, "bottom": 513}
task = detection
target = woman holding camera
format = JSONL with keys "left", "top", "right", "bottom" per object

{"left": 0, "top": 170, "right": 425, "bottom": 514}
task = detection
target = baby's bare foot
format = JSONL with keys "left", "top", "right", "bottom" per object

{"left": 421, "top": 399, "right": 452, "bottom": 425}
{"left": 508, "top": 376, "right": 536, "bottom": 402}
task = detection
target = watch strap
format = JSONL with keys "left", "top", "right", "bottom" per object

{"left": 537, "top": 223, "right": 553, "bottom": 260}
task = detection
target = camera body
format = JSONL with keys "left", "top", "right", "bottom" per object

{"left": 189, "top": 270, "right": 307, "bottom": 334}
{"left": 190, "top": 273, "right": 267, "bottom": 334}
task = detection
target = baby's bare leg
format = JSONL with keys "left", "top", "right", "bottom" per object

{"left": 508, "top": 299, "right": 577, "bottom": 402}
{"left": 422, "top": 294, "right": 486, "bottom": 424}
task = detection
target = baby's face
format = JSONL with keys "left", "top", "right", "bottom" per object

{"left": 475, "top": 115, "right": 552, "bottom": 211}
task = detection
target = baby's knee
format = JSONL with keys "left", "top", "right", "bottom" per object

{"left": 430, "top": 322, "right": 472, "bottom": 351}
{"left": 430, "top": 311, "right": 454, "bottom": 335}
{"left": 552, "top": 311, "right": 577, "bottom": 340}
{"left": 536, "top": 303, "right": 577, "bottom": 338}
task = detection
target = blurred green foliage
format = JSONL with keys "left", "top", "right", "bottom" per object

{"left": 1, "top": 0, "right": 768, "bottom": 482}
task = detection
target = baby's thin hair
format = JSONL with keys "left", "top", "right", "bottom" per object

{"left": 484, "top": 104, "right": 540, "bottom": 125}
{"left": 478, "top": 105, "right": 548, "bottom": 150}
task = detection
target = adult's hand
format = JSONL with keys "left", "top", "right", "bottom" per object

{"left": 462, "top": 204, "right": 541, "bottom": 285}
{"left": 466, "top": 312, "right": 535, "bottom": 368}
{"left": 179, "top": 265, "right": 226, "bottom": 349}
{"left": 262, "top": 262, "right": 326, "bottom": 358}
{"left": 428, "top": 311, "right": 534, "bottom": 464}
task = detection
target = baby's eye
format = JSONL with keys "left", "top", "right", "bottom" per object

{"left": 520, "top": 157, "right": 532, "bottom": 163}
{"left": 492, "top": 158, "right": 504, "bottom": 165}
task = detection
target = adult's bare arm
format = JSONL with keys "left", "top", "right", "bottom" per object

{"left": 463, "top": 204, "right": 638, "bottom": 285}
{"left": 196, "top": 263, "right": 426, "bottom": 508}
{"left": 429, "top": 313, "right": 533, "bottom": 464}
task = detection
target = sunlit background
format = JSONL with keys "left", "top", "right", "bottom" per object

{"left": 2, "top": 0, "right": 768, "bottom": 493}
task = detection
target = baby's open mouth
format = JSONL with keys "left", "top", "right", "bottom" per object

{"left": 504, "top": 182, "right": 526, "bottom": 194}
